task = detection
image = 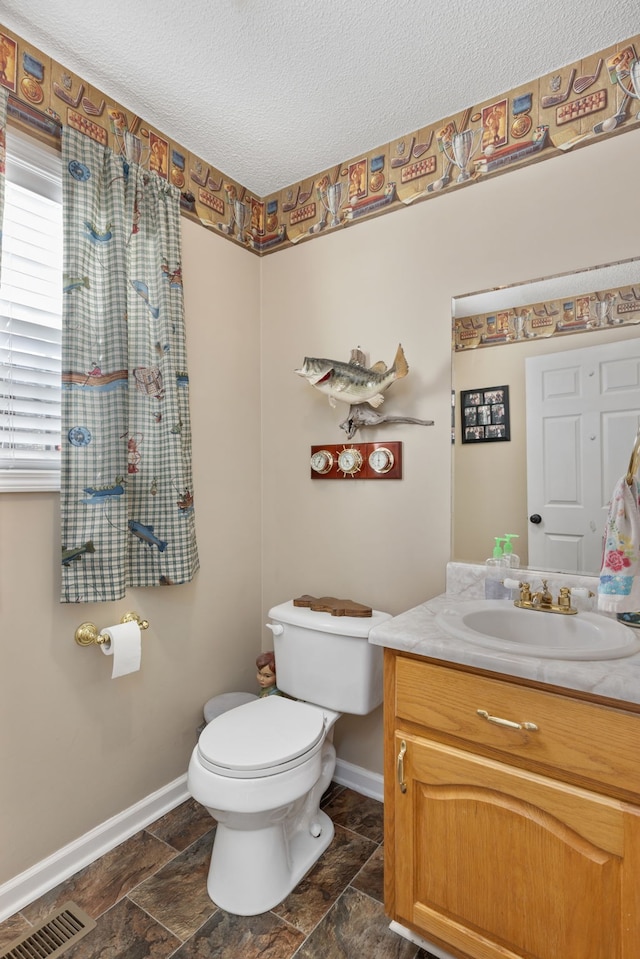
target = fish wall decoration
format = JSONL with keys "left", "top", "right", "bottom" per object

{"left": 295, "top": 343, "right": 408, "bottom": 408}
{"left": 338, "top": 404, "right": 434, "bottom": 440}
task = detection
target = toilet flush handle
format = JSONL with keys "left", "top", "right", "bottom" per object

{"left": 265, "top": 623, "right": 284, "bottom": 635}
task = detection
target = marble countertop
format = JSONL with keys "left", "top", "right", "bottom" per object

{"left": 369, "top": 563, "right": 640, "bottom": 707}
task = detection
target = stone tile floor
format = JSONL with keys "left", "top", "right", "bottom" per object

{"left": 0, "top": 785, "right": 437, "bottom": 958}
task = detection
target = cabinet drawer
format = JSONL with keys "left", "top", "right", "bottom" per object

{"left": 395, "top": 657, "right": 640, "bottom": 797}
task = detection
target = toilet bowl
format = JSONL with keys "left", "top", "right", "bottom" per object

{"left": 187, "top": 599, "right": 391, "bottom": 916}
{"left": 188, "top": 695, "right": 339, "bottom": 915}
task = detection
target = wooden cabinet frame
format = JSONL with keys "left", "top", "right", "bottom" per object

{"left": 384, "top": 648, "right": 640, "bottom": 959}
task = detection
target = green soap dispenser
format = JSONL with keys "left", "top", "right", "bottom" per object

{"left": 485, "top": 538, "right": 508, "bottom": 599}
{"left": 503, "top": 534, "right": 520, "bottom": 569}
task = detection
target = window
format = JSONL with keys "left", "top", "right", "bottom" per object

{"left": 0, "top": 128, "right": 62, "bottom": 491}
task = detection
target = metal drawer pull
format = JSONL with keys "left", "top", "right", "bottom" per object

{"left": 397, "top": 740, "right": 407, "bottom": 793}
{"left": 477, "top": 709, "right": 538, "bottom": 732}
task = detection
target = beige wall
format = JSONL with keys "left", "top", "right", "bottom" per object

{"left": 4, "top": 125, "right": 640, "bottom": 888}
{"left": 260, "top": 127, "right": 640, "bottom": 772}
{"left": 0, "top": 220, "right": 262, "bottom": 884}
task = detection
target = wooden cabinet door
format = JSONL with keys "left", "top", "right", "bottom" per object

{"left": 393, "top": 733, "right": 640, "bottom": 959}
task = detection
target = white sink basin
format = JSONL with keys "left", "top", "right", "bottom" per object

{"left": 435, "top": 600, "right": 640, "bottom": 660}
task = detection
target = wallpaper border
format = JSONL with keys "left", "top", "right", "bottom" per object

{"left": 1, "top": 24, "right": 639, "bottom": 256}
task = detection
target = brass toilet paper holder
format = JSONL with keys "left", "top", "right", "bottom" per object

{"left": 74, "top": 611, "right": 150, "bottom": 647}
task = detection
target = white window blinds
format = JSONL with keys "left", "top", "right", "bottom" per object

{"left": 0, "top": 130, "right": 62, "bottom": 491}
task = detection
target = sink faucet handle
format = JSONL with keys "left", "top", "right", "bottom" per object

{"left": 503, "top": 577, "right": 521, "bottom": 590}
{"left": 558, "top": 586, "right": 572, "bottom": 609}
{"left": 518, "top": 582, "right": 532, "bottom": 603}
{"left": 570, "top": 586, "right": 595, "bottom": 611}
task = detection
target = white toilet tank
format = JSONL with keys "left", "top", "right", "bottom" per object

{"left": 267, "top": 600, "right": 391, "bottom": 715}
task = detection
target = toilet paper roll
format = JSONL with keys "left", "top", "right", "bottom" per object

{"left": 100, "top": 621, "right": 142, "bottom": 678}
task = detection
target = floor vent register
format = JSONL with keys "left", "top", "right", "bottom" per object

{"left": 1, "top": 902, "right": 96, "bottom": 959}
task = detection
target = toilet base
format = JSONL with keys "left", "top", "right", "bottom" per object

{"left": 208, "top": 808, "right": 334, "bottom": 915}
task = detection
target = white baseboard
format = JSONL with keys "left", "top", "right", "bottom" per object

{"left": 0, "top": 775, "right": 189, "bottom": 923}
{"left": 0, "top": 761, "right": 382, "bottom": 923}
{"left": 333, "top": 759, "right": 383, "bottom": 803}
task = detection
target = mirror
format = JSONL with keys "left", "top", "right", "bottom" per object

{"left": 452, "top": 257, "right": 640, "bottom": 575}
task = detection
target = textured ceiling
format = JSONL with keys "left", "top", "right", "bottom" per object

{"left": 1, "top": 0, "right": 638, "bottom": 196}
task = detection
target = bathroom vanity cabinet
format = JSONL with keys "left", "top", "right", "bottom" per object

{"left": 383, "top": 649, "right": 640, "bottom": 959}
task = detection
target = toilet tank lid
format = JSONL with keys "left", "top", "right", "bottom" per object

{"left": 268, "top": 600, "right": 391, "bottom": 637}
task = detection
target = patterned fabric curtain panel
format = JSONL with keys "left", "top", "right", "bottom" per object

{"left": 61, "top": 126, "right": 199, "bottom": 603}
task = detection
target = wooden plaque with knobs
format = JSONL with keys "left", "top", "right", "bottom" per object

{"left": 309, "top": 441, "right": 402, "bottom": 479}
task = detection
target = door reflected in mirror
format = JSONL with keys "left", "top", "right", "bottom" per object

{"left": 452, "top": 257, "right": 640, "bottom": 575}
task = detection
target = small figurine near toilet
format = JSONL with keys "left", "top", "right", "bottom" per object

{"left": 255, "top": 650, "right": 281, "bottom": 697}
{"left": 187, "top": 595, "right": 390, "bottom": 916}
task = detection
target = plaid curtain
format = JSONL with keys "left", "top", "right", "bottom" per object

{"left": 61, "top": 126, "right": 199, "bottom": 603}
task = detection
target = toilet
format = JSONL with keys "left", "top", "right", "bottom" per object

{"left": 187, "top": 598, "right": 390, "bottom": 916}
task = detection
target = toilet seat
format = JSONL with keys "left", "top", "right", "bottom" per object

{"left": 197, "top": 695, "right": 326, "bottom": 779}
